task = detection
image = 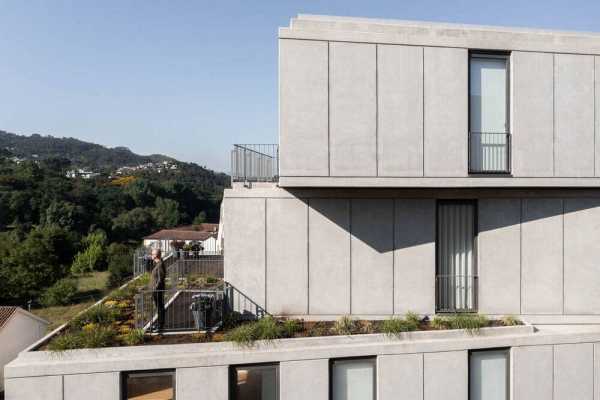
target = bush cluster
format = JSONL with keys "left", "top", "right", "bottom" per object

{"left": 224, "top": 316, "right": 303, "bottom": 346}
{"left": 40, "top": 278, "right": 78, "bottom": 307}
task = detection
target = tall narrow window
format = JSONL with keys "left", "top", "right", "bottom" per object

{"left": 122, "top": 370, "right": 175, "bottom": 400}
{"left": 331, "top": 357, "right": 376, "bottom": 400}
{"left": 469, "top": 349, "right": 509, "bottom": 400}
{"left": 469, "top": 53, "right": 510, "bottom": 173}
{"left": 436, "top": 200, "right": 477, "bottom": 312}
{"left": 231, "top": 364, "right": 279, "bottom": 400}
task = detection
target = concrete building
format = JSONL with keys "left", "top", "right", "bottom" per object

{"left": 0, "top": 307, "right": 48, "bottom": 394}
{"left": 8, "top": 15, "right": 600, "bottom": 400}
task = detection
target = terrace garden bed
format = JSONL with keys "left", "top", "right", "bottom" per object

{"left": 43, "top": 271, "right": 523, "bottom": 350}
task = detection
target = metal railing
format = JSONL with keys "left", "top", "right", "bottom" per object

{"left": 134, "top": 282, "right": 267, "bottom": 332}
{"left": 134, "top": 249, "right": 223, "bottom": 279}
{"left": 231, "top": 144, "right": 279, "bottom": 182}
{"left": 436, "top": 275, "right": 478, "bottom": 313}
{"left": 166, "top": 253, "right": 224, "bottom": 288}
{"left": 468, "top": 132, "right": 511, "bottom": 174}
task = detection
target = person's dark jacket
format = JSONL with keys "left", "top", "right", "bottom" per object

{"left": 150, "top": 259, "right": 166, "bottom": 290}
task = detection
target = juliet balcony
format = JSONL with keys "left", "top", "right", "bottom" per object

{"left": 230, "top": 144, "right": 279, "bottom": 183}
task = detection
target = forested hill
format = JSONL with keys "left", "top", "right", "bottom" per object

{"left": 0, "top": 130, "right": 176, "bottom": 170}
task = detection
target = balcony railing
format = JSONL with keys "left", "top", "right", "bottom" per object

{"left": 231, "top": 144, "right": 278, "bottom": 182}
{"left": 436, "top": 275, "right": 478, "bottom": 313}
{"left": 468, "top": 132, "right": 511, "bottom": 174}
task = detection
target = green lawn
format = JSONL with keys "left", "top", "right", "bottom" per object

{"left": 32, "top": 271, "right": 111, "bottom": 331}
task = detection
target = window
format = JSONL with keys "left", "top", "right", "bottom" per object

{"left": 122, "top": 370, "right": 175, "bottom": 400}
{"left": 231, "top": 363, "right": 279, "bottom": 400}
{"left": 330, "top": 357, "right": 376, "bottom": 400}
{"left": 436, "top": 200, "right": 478, "bottom": 312}
{"left": 469, "top": 52, "right": 510, "bottom": 173}
{"left": 469, "top": 349, "right": 509, "bottom": 400}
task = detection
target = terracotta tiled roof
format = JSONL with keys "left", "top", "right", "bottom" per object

{"left": 0, "top": 306, "right": 17, "bottom": 329}
{"left": 144, "top": 224, "right": 219, "bottom": 241}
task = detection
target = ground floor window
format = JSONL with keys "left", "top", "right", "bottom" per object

{"left": 330, "top": 357, "right": 376, "bottom": 400}
{"left": 122, "top": 370, "right": 175, "bottom": 400}
{"left": 469, "top": 349, "right": 509, "bottom": 400}
{"left": 230, "top": 363, "right": 279, "bottom": 400}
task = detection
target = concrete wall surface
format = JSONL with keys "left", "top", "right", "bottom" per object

{"left": 224, "top": 188, "right": 600, "bottom": 320}
{"left": 6, "top": 326, "right": 600, "bottom": 400}
{"left": 278, "top": 16, "right": 600, "bottom": 187}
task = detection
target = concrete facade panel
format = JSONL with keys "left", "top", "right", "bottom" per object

{"left": 223, "top": 198, "right": 266, "bottom": 308}
{"left": 329, "top": 42, "right": 377, "bottom": 176}
{"left": 279, "top": 39, "right": 329, "bottom": 177}
{"left": 423, "top": 351, "right": 467, "bottom": 400}
{"left": 351, "top": 199, "right": 394, "bottom": 314}
{"left": 512, "top": 51, "right": 554, "bottom": 177}
{"left": 512, "top": 345, "right": 554, "bottom": 400}
{"left": 521, "top": 198, "right": 563, "bottom": 314}
{"left": 308, "top": 198, "right": 351, "bottom": 314}
{"left": 4, "top": 375, "right": 62, "bottom": 400}
{"left": 377, "top": 45, "right": 424, "bottom": 177}
{"left": 394, "top": 199, "right": 435, "bottom": 315}
{"left": 64, "top": 372, "right": 119, "bottom": 400}
{"left": 564, "top": 198, "right": 600, "bottom": 314}
{"left": 423, "top": 46, "right": 468, "bottom": 177}
{"left": 478, "top": 198, "right": 521, "bottom": 315}
{"left": 596, "top": 57, "right": 600, "bottom": 177}
{"left": 177, "top": 366, "right": 228, "bottom": 400}
{"left": 554, "top": 343, "right": 594, "bottom": 400}
{"left": 281, "top": 359, "right": 329, "bottom": 400}
{"left": 266, "top": 198, "right": 309, "bottom": 315}
{"left": 555, "top": 54, "right": 595, "bottom": 177}
{"left": 378, "top": 353, "right": 423, "bottom": 400}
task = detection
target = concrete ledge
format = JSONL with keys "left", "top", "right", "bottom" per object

{"left": 280, "top": 15, "right": 600, "bottom": 56}
{"left": 278, "top": 176, "right": 600, "bottom": 188}
{"left": 11, "top": 324, "right": 600, "bottom": 380}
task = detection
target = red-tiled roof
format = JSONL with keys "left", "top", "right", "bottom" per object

{"left": 0, "top": 306, "right": 17, "bottom": 329}
{"left": 144, "top": 224, "right": 219, "bottom": 241}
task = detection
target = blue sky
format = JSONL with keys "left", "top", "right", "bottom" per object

{"left": 2, "top": 0, "right": 600, "bottom": 172}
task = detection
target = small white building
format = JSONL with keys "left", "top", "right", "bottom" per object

{"left": 143, "top": 223, "right": 221, "bottom": 254}
{"left": 0, "top": 307, "right": 48, "bottom": 393}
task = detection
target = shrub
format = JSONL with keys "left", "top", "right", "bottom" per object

{"left": 281, "top": 319, "right": 302, "bottom": 338}
{"left": 206, "top": 275, "right": 219, "bottom": 285}
{"left": 381, "top": 316, "right": 418, "bottom": 337}
{"left": 332, "top": 315, "right": 356, "bottom": 336}
{"left": 71, "top": 304, "right": 118, "bottom": 329}
{"left": 254, "top": 316, "right": 281, "bottom": 341}
{"left": 40, "top": 278, "right": 78, "bottom": 306}
{"left": 405, "top": 311, "right": 421, "bottom": 328}
{"left": 107, "top": 243, "right": 133, "bottom": 287}
{"left": 501, "top": 315, "right": 522, "bottom": 326}
{"left": 225, "top": 322, "right": 258, "bottom": 346}
{"left": 447, "top": 314, "right": 489, "bottom": 333}
{"left": 123, "top": 329, "right": 145, "bottom": 346}
{"left": 430, "top": 315, "right": 450, "bottom": 330}
{"left": 48, "top": 325, "right": 117, "bottom": 351}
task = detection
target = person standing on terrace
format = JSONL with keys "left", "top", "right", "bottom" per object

{"left": 150, "top": 248, "right": 166, "bottom": 332}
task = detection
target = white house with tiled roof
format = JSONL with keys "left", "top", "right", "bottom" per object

{"left": 0, "top": 306, "right": 48, "bottom": 393}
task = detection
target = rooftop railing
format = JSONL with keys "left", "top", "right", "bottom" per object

{"left": 231, "top": 144, "right": 279, "bottom": 182}
{"left": 469, "top": 132, "right": 511, "bottom": 174}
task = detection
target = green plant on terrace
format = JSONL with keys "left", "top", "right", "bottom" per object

{"left": 331, "top": 315, "right": 357, "bottom": 336}
{"left": 431, "top": 314, "right": 489, "bottom": 333}
{"left": 500, "top": 315, "right": 522, "bottom": 326}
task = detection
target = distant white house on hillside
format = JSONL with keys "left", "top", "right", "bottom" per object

{"left": 0, "top": 307, "right": 48, "bottom": 393}
{"left": 143, "top": 223, "right": 221, "bottom": 254}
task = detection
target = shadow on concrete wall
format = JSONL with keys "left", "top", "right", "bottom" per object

{"left": 289, "top": 189, "right": 600, "bottom": 253}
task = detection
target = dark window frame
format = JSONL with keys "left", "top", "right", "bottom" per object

{"left": 229, "top": 362, "right": 280, "bottom": 400}
{"left": 435, "top": 199, "right": 479, "bottom": 313}
{"left": 468, "top": 348, "right": 511, "bottom": 400}
{"left": 468, "top": 50, "right": 512, "bottom": 175}
{"left": 121, "top": 369, "right": 176, "bottom": 400}
{"left": 329, "top": 356, "right": 377, "bottom": 400}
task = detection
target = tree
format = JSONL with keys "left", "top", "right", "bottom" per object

{"left": 152, "top": 197, "right": 180, "bottom": 228}
{"left": 43, "top": 200, "right": 82, "bottom": 231}
{"left": 107, "top": 243, "right": 133, "bottom": 287}
{"left": 0, "top": 225, "right": 76, "bottom": 302}
{"left": 111, "top": 208, "right": 155, "bottom": 242}
{"left": 70, "top": 230, "right": 107, "bottom": 274}
{"left": 193, "top": 211, "right": 206, "bottom": 225}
